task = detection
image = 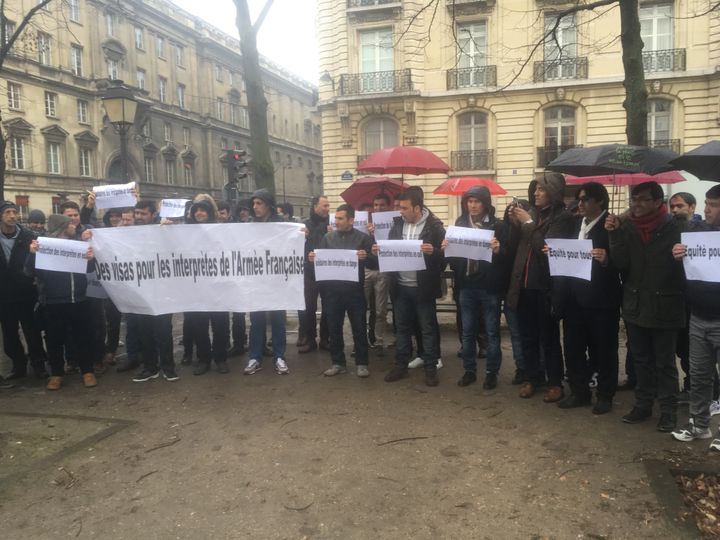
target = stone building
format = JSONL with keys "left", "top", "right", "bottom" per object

{"left": 2, "top": 0, "right": 322, "bottom": 218}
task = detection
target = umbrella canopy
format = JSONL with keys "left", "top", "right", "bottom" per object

{"left": 546, "top": 144, "right": 678, "bottom": 177}
{"left": 565, "top": 170, "right": 690, "bottom": 186}
{"left": 433, "top": 177, "right": 507, "bottom": 196}
{"left": 669, "top": 140, "right": 720, "bottom": 181}
{"left": 357, "top": 146, "right": 450, "bottom": 175}
{"left": 340, "top": 176, "right": 409, "bottom": 209}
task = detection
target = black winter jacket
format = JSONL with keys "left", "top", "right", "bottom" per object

{"left": 0, "top": 225, "right": 37, "bottom": 305}
{"left": 317, "top": 227, "right": 375, "bottom": 291}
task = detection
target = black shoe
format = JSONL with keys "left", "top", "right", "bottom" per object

{"left": 622, "top": 407, "right": 652, "bottom": 424}
{"left": 5, "top": 370, "right": 27, "bottom": 380}
{"left": 117, "top": 357, "right": 140, "bottom": 372}
{"left": 617, "top": 380, "right": 636, "bottom": 391}
{"left": 657, "top": 413, "right": 677, "bottom": 432}
{"left": 132, "top": 369, "right": 159, "bottom": 382}
{"left": 425, "top": 370, "right": 439, "bottom": 387}
{"left": 457, "top": 371, "right": 477, "bottom": 387}
{"left": 384, "top": 367, "right": 408, "bottom": 382}
{"left": 593, "top": 398, "right": 613, "bottom": 415}
{"left": 181, "top": 355, "right": 193, "bottom": 366}
{"left": 511, "top": 369, "right": 525, "bottom": 385}
{"left": 227, "top": 345, "right": 245, "bottom": 357}
{"left": 558, "top": 394, "right": 592, "bottom": 409}
{"left": 319, "top": 340, "right": 330, "bottom": 351}
{"left": 193, "top": 363, "right": 211, "bottom": 376}
{"left": 163, "top": 367, "right": 180, "bottom": 382}
{"left": 483, "top": 373, "right": 498, "bottom": 390}
{"left": 216, "top": 361, "right": 230, "bottom": 374}
{"left": 0, "top": 376, "right": 15, "bottom": 389}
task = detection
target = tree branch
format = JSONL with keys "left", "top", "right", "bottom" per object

{"left": 0, "top": 0, "right": 53, "bottom": 66}
{"left": 252, "top": 0, "right": 274, "bottom": 33}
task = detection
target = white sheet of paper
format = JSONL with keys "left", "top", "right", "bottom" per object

{"left": 445, "top": 226, "right": 494, "bottom": 262}
{"left": 329, "top": 214, "right": 337, "bottom": 230}
{"left": 160, "top": 199, "right": 190, "bottom": 218}
{"left": 545, "top": 238, "right": 593, "bottom": 281}
{"left": 371, "top": 211, "right": 400, "bottom": 241}
{"left": 681, "top": 231, "right": 720, "bottom": 283}
{"left": 93, "top": 181, "right": 137, "bottom": 209}
{"left": 313, "top": 249, "right": 359, "bottom": 282}
{"left": 377, "top": 240, "right": 426, "bottom": 272}
{"left": 353, "top": 211, "right": 369, "bottom": 235}
{"left": 86, "top": 271, "right": 108, "bottom": 299}
{"left": 35, "top": 237, "right": 88, "bottom": 273}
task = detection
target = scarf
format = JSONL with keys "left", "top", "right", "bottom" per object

{"left": 629, "top": 204, "right": 667, "bottom": 244}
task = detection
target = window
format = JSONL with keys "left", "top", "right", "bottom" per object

{"left": 144, "top": 156, "right": 155, "bottom": 182}
{"left": 360, "top": 28, "right": 393, "bottom": 73}
{"left": 274, "top": 151, "right": 280, "bottom": 163}
{"left": 239, "top": 107, "right": 249, "bottom": 128}
{"left": 44, "top": 91, "right": 57, "bottom": 117}
{"left": 647, "top": 99, "right": 671, "bottom": 143}
{"left": 363, "top": 117, "right": 398, "bottom": 155}
{"left": 4, "top": 20, "right": 16, "bottom": 46}
{"left": 165, "top": 159, "right": 176, "bottom": 184}
{"left": 177, "top": 84, "right": 185, "bottom": 108}
{"left": 456, "top": 112, "right": 489, "bottom": 169}
{"left": 105, "top": 12, "right": 114, "bottom": 36}
{"left": 70, "top": 44, "right": 83, "bottom": 76}
{"left": 134, "top": 27, "right": 144, "bottom": 49}
{"left": 37, "top": 32, "right": 51, "bottom": 65}
{"left": 51, "top": 196, "right": 62, "bottom": 214}
{"left": 543, "top": 13, "right": 577, "bottom": 79}
{"left": 107, "top": 59, "right": 119, "bottom": 79}
{"left": 136, "top": 69, "right": 146, "bottom": 90}
{"left": 77, "top": 99, "right": 88, "bottom": 123}
{"left": 183, "top": 127, "right": 190, "bottom": 147}
{"left": 216, "top": 97, "right": 224, "bottom": 121}
{"left": 457, "top": 21, "right": 487, "bottom": 68}
{"left": 141, "top": 121, "right": 151, "bottom": 138}
{"left": 9, "top": 137, "right": 25, "bottom": 169}
{"left": 47, "top": 142, "right": 61, "bottom": 174}
{"left": 641, "top": 3, "right": 672, "bottom": 52}
{"left": 298, "top": 157, "right": 303, "bottom": 168}
{"left": 158, "top": 77, "right": 167, "bottom": 102}
{"left": 164, "top": 122, "right": 172, "bottom": 142}
{"left": 175, "top": 44, "right": 185, "bottom": 66}
{"left": 79, "top": 147, "right": 92, "bottom": 177}
{"left": 7, "top": 82, "right": 21, "bottom": 109}
{"left": 156, "top": 36, "right": 165, "bottom": 58}
{"left": 308, "top": 159, "right": 313, "bottom": 171}
{"left": 183, "top": 162, "right": 192, "bottom": 185}
{"left": 229, "top": 71, "right": 234, "bottom": 86}
{"left": 221, "top": 137, "right": 228, "bottom": 150}
{"left": 215, "top": 64, "right": 223, "bottom": 82}
{"left": 15, "top": 196, "right": 29, "bottom": 219}
{"left": 544, "top": 106, "right": 576, "bottom": 148}
{"left": 68, "top": 0, "right": 80, "bottom": 22}
{"left": 233, "top": 141, "right": 241, "bottom": 150}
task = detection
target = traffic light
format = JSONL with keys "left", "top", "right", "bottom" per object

{"left": 225, "top": 149, "right": 248, "bottom": 182}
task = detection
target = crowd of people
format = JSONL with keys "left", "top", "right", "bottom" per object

{"left": 0, "top": 172, "right": 719, "bottom": 451}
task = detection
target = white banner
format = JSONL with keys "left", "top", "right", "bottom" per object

{"left": 314, "top": 249, "right": 359, "bottom": 282}
{"left": 681, "top": 231, "right": 720, "bottom": 283}
{"left": 90, "top": 223, "right": 306, "bottom": 315}
{"left": 371, "top": 211, "right": 400, "bottom": 241}
{"left": 93, "top": 181, "right": 137, "bottom": 209}
{"left": 377, "top": 240, "right": 426, "bottom": 272}
{"left": 160, "top": 199, "right": 190, "bottom": 218}
{"left": 35, "top": 237, "right": 89, "bottom": 274}
{"left": 86, "top": 271, "right": 108, "bottom": 299}
{"left": 445, "top": 226, "right": 494, "bottom": 262}
{"left": 546, "top": 238, "right": 593, "bottom": 281}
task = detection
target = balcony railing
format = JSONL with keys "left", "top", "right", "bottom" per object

{"left": 347, "top": 0, "right": 399, "bottom": 6}
{"left": 339, "top": 69, "right": 412, "bottom": 96}
{"left": 649, "top": 139, "right": 681, "bottom": 153}
{"left": 642, "top": 48, "right": 686, "bottom": 73}
{"left": 451, "top": 150, "right": 494, "bottom": 171}
{"left": 447, "top": 65, "right": 497, "bottom": 89}
{"left": 533, "top": 57, "right": 588, "bottom": 82}
{"left": 537, "top": 144, "right": 583, "bottom": 168}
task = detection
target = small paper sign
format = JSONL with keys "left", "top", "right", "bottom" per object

{"left": 314, "top": 249, "right": 359, "bottom": 282}
{"left": 371, "top": 211, "right": 400, "bottom": 241}
{"left": 160, "top": 199, "right": 191, "bottom": 219}
{"left": 545, "top": 238, "right": 593, "bottom": 281}
{"left": 445, "top": 226, "right": 493, "bottom": 262}
{"left": 35, "top": 237, "right": 89, "bottom": 274}
{"left": 376, "top": 240, "right": 426, "bottom": 272}
{"left": 681, "top": 231, "right": 720, "bottom": 283}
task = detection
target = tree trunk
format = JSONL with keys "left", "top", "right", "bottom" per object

{"left": 619, "top": 0, "right": 648, "bottom": 146}
{"left": 234, "top": 0, "right": 275, "bottom": 195}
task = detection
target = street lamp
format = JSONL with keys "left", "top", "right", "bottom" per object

{"left": 102, "top": 80, "right": 138, "bottom": 182}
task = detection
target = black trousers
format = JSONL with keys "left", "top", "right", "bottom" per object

{"left": 0, "top": 299, "right": 46, "bottom": 374}
{"left": 104, "top": 298, "right": 121, "bottom": 354}
{"left": 298, "top": 278, "right": 328, "bottom": 344}
{"left": 45, "top": 301, "right": 93, "bottom": 376}
{"left": 88, "top": 297, "right": 106, "bottom": 364}
{"left": 562, "top": 300, "right": 619, "bottom": 399}
{"left": 187, "top": 312, "right": 229, "bottom": 365}
{"left": 517, "top": 288, "right": 564, "bottom": 386}
{"left": 231, "top": 312, "right": 246, "bottom": 347}
{"left": 133, "top": 313, "right": 174, "bottom": 372}
{"left": 324, "top": 287, "right": 368, "bottom": 366}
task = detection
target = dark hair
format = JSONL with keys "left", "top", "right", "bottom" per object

{"left": 670, "top": 192, "right": 696, "bottom": 207}
{"left": 577, "top": 182, "right": 610, "bottom": 210}
{"left": 336, "top": 203, "right": 355, "bottom": 218}
{"left": 373, "top": 193, "right": 391, "bottom": 206}
{"left": 121, "top": 207, "right": 135, "bottom": 214}
{"left": 217, "top": 200, "right": 231, "bottom": 212}
{"left": 630, "top": 181, "right": 664, "bottom": 201}
{"left": 279, "top": 202, "right": 294, "bottom": 218}
{"left": 706, "top": 184, "right": 720, "bottom": 200}
{"left": 311, "top": 195, "right": 328, "bottom": 208}
{"left": 59, "top": 201, "right": 80, "bottom": 213}
{"left": 135, "top": 200, "right": 157, "bottom": 214}
{"left": 358, "top": 203, "right": 372, "bottom": 212}
{"left": 397, "top": 186, "right": 424, "bottom": 208}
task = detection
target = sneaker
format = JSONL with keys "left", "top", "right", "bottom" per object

{"left": 324, "top": 364, "right": 347, "bottom": 377}
{"left": 298, "top": 341, "right": 317, "bottom": 354}
{"left": 425, "top": 370, "right": 439, "bottom": 387}
{"left": 671, "top": 419, "right": 712, "bottom": 442}
{"left": 483, "top": 373, "right": 498, "bottom": 390}
{"left": 193, "top": 363, "right": 211, "bottom": 376}
{"left": 244, "top": 359, "right": 262, "bottom": 375}
{"left": 457, "top": 371, "right": 477, "bottom": 387}
{"left": 408, "top": 357, "right": 423, "bottom": 369}
{"left": 558, "top": 394, "right": 592, "bottom": 409}
{"left": 710, "top": 400, "right": 720, "bottom": 417}
{"left": 657, "top": 413, "right": 677, "bottom": 433}
{"left": 511, "top": 369, "right": 525, "bottom": 385}
{"left": 163, "top": 368, "right": 180, "bottom": 382}
{"left": 622, "top": 407, "right": 652, "bottom": 424}
{"left": 275, "top": 358, "right": 289, "bottom": 375}
{"left": 133, "top": 369, "right": 159, "bottom": 383}
{"left": 357, "top": 365, "right": 370, "bottom": 378}
{"left": 45, "top": 376, "right": 62, "bottom": 391}
{"left": 592, "top": 398, "right": 613, "bottom": 415}
{"left": 384, "top": 366, "right": 408, "bottom": 382}
{"left": 710, "top": 436, "right": 720, "bottom": 452}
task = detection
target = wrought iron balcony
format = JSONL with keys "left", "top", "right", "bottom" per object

{"left": 339, "top": 69, "right": 413, "bottom": 96}
{"left": 537, "top": 144, "right": 583, "bottom": 168}
{"left": 649, "top": 139, "right": 681, "bottom": 153}
{"left": 642, "top": 48, "right": 686, "bottom": 73}
{"left": 347, "top": 0, "right": 399, "bottom": 6}
{"left": 447, "top": 65, "right": 497, "bottom": 89}
{"left": 451, "top": 150, "right": 494, "bottom": 171}
{"left": 533, "top": 57, "right": 588, "bottom": 82}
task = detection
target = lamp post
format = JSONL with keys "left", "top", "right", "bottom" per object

{"left": 282, "top": 165, "right": 291, "bottom": 202}
{"left": 102, "top": 80, "right": 138, "bottom": 182}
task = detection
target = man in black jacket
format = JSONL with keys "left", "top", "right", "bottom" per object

{"left": 373, "top": 187, "right": 445, "bottom": 387}
{"left": 553, "top": 183, "right": 621, "bottom": 414}
{"left": 310, "top": 204, "right": 374, "bottom": 377}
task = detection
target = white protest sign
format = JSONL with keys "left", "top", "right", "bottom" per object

{"left": 445, "top": 226, "right": 494, "bottom": 262}
{"left": 91, "top": 223, "right": 306, "bottom": 315}
{"left": 371, "top": 211, "right": 400, "bottom": 241}
{"left": 681, "top": 231, "right": 720, "bottom": 283}
{"left": 160, "top": 199, "right": 190, "bottom": 219}
{"left": 93, "top": 181, "right": 137, "bottom": 209}
{"left": 313, "top": 249, "right": 359, "bottom": 282}
{"left": 377, "top": 240, "right": 426, "bottom": 272}
{"left": 35, "top": 237, "right": 88, "bottom": 274}
{"left": 86, "top": 271, "right": 108, "bottom": 299}
{"left": 329, "top": 214, "right": 336, "bottom": 230}
{"left": 545, "top": 238, "right": 593, "bottom": 281}
{"left": 353, "top": 211, "right": 369, "bottom": 235}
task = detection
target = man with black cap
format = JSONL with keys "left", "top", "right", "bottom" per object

{"left": 27, "top": 209, "right": 47, "bottom": 235}
{"left": 0, "top": 201, "right": 47, "bottom": 381}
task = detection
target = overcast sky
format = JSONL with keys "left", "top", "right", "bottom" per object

{"left": 171, "top": 0, "right": 319, "bottom": 84}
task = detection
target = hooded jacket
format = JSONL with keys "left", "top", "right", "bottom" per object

{"left": 187, "top": 199, "right": 218, "bottom": 224}
{"left": 0, "top": 224, "right": 37, "bottom": 305}
{"left": 506, "top": 172, "right": 576, "bottom": 309}
{"left": 303, "top": 209, "right": 330, "bottom": 281}
{"left": 250, "top": 189, "right": 284, "bottom": 223}
{"left": 683, "top": 220, "right": 720, "bottom": 319}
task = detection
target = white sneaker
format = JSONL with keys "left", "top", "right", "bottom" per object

{"left": 408, "top": 357, "right": 423, "bottom": 369}
{"left": 357, "top": 365, "right": 369, "bottom": 378}
{"left": 275, "top": 357, "right": 289, "bottom": 375}
{"left": 324, "top": 364, "right": 346, "bottom": 377}
{"left": 244, "top": 359, "right": 262, "bottom": 375}
{"left": 710, "top": 435, "right": 720, "bottom": 452}
{"left": 436, "top": 358, "right": 443, "bottom": 370}
{"left": 671, "top": 419, "right": 712, "bottom": 442}
{"left": 710, "top": 400, "right": 720, "bottom": 417}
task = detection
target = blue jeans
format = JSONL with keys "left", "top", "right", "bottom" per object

{"left": 393, "top": 285, "right": 439, "bottom": 370}
{"left": 503, "top": 299, "right": 525, "bottom": 371}
{"left": 324, "top": 287, "right": 368, "bottom": 366}
{"left": 459, "top": 288, "right": 502, "bottom": 374}
{"left": 249, "top": 311, "right": 286, "bottom": 361}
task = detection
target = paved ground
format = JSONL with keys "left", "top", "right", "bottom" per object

{"left": 0, "top": 316, "right": 718, "bottom": 539}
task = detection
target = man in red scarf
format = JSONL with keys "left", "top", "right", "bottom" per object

{"left": 605, "top": 181, "right": 687, "bottom": 432}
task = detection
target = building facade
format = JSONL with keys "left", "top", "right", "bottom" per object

{"left": 2, "top": 0, "right": 322, "bottom": 218}
{"left": 317, "top": 0, "right": 720, "bottom": 223}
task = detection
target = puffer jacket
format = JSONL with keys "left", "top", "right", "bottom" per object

{"left": 0, "top": 225, "right": 37, "bottom": 305}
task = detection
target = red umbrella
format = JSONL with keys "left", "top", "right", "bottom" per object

{"left": 357, "top": 146, "right": 450, "bottom": 175}
{"left": 434, "top": 177, "right": 507, "bottom": 196}
{"left": 340, "top": 176, "right": 410, "bottom": 209}
{"left": 565, "top": 171, "right": 690, "bottom": 186}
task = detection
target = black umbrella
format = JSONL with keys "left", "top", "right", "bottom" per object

{"left": 669, "top": 140, "right": 720, "bottom": 181}
{"left": 546, "top": 144, "right": 678, "bottom": 177}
